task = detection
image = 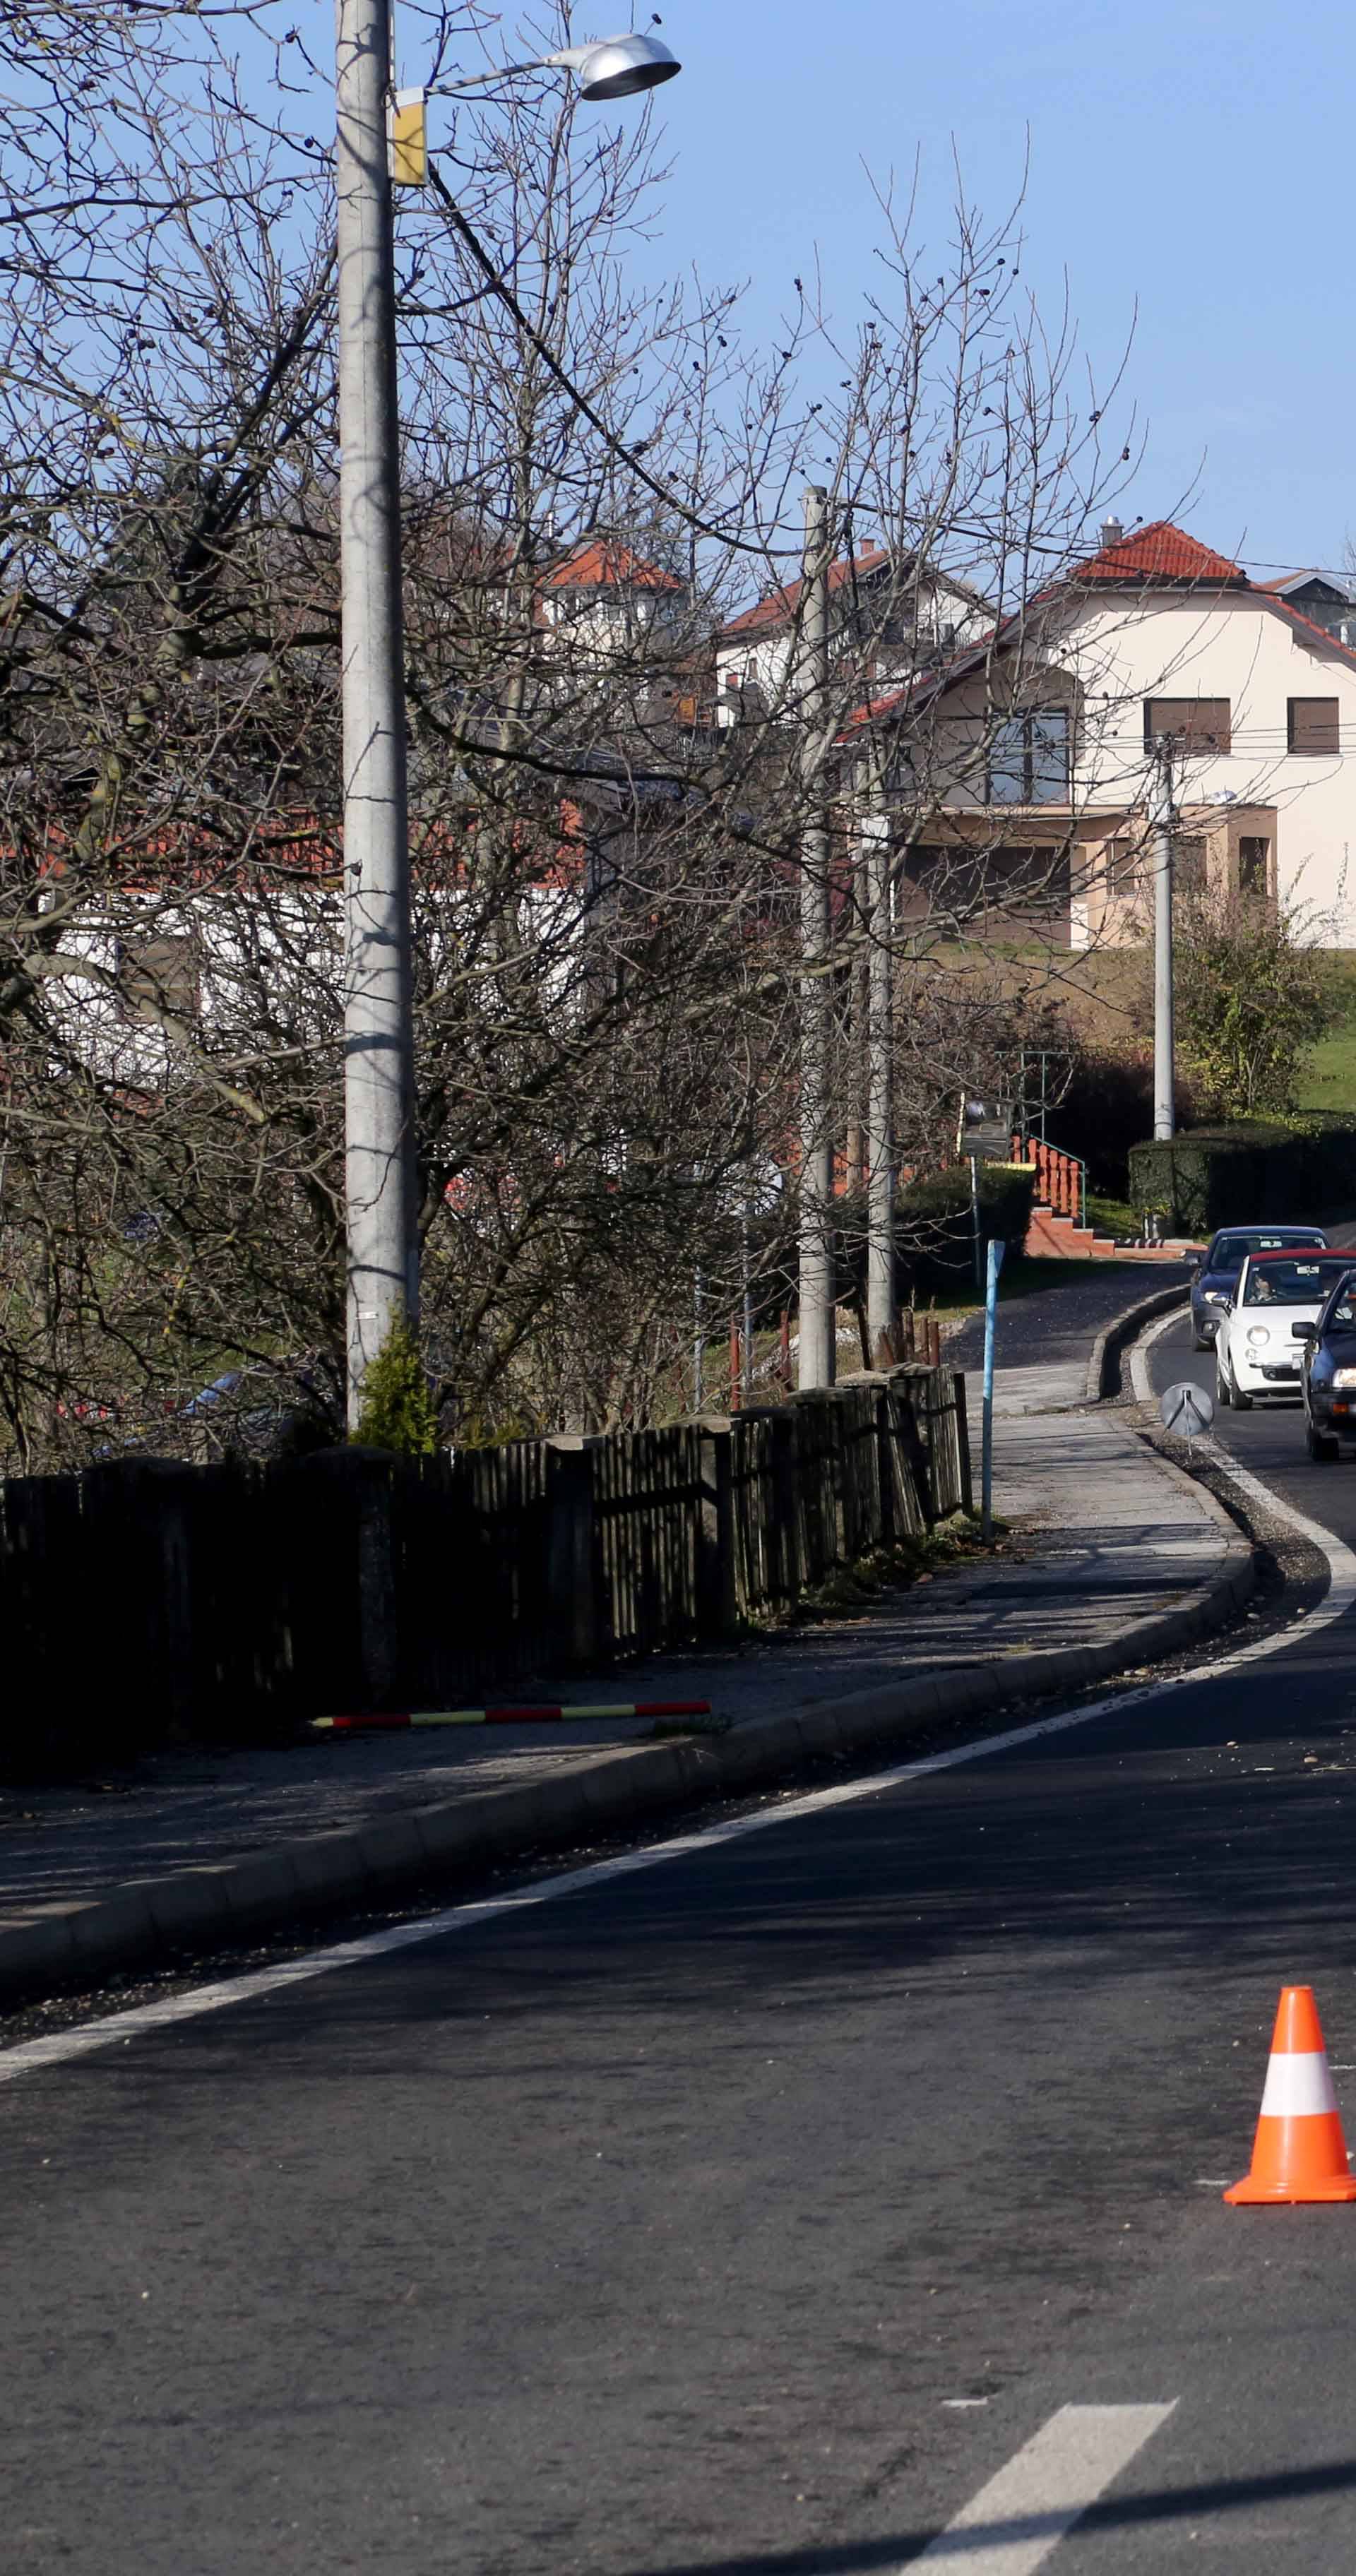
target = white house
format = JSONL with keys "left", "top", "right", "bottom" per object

{"left": 855, "top": 519, "right": 1356, "bottom": 948}
{"left": 535, "top": 535, "right": 690, "bottom": 664}
{"left": 715, "top": 544, "right": 990, "bottom": 729}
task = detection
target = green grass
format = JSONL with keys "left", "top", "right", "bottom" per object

{"left": 1296, "top": 953, "right": 1356, "bottom": 1112}
{"left": 1086, "top": 1189, "right": 1144, "bottom": 1239}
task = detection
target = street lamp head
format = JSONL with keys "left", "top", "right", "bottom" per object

{"left": 547, "top": 32, "right": 682, "bottom": 98}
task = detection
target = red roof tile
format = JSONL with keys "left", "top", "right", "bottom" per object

{"left": 1076, "top": 519, "right": 1248, "bottom": 586}
{"left": 542, "top": 537, "right": 682, "bottom": 593}
{"left": 720, "top": 545, "right": 892, "bottom": 639}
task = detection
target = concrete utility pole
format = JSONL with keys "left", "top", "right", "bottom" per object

{"left": 336, "top": 0, "right": 417, "bottom": 1426}
{"left": 1151, "top": 737, "right": 1175, "bottom": 1142}
{"left": 863, "top": 805, "right": 897, "bottom": 1359}
{"left": 797, "top": 484, "right": 836, "bottom": 1389}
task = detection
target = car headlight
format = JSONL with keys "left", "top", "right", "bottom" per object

{"left": 1204, "top": 1290, "right": 1228, "bottom": 1304}
{"left": 1246, "top": 1325, "right": 1271, "bottom": 1346}
{"left": 1333, "top": 1366, "right": 1356, "bottom": 1389}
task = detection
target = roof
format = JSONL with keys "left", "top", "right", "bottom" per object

{"left": 1074, "top": 520, "right": 1249, "bottom": 587}
{"left": 1245, "top": 1246, "right": 1350, "bottom": 1263}
{"left": 720, "top": 545, "right": 892, "bottom": 640}
{"left": 839, "top": 520, "right": 1356, "bottom": 736}
{"left": 541, "top": 537, "right": 683, "bottom": 594}
{"left": 1256, "top": 571, "right": 1352, "bottom": 600}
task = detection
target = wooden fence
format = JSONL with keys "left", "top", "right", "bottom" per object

{"left": 0, "top": 1364, "right": 970, "bottom": 1776}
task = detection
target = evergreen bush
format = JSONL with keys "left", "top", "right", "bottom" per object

{"left": 352, "top": 1318, "right": 439, "bottom": 1457}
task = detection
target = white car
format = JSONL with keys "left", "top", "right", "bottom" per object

{"left": 1215, "top": 1248, "right": 1356, "bottom": 1410}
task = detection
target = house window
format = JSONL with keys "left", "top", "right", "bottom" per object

{"left": 1105, "top": 838, "right": 1139, "bottom": 895}
{"left": 1287, "top": 697, "right": 1339, "bottom": 755}
{"left": 1172, "top": 835, "right": 1207, "bottom": 893}
{"left": 987, "top": 708, "right": 1070, "bottom": 804}
{"left": 1239, "top": 835, "right": 1269, "bottom": 895}
{"left": 117, "top": 934, "right": 198, "bottom": 1023}
{"left": 1143, "top": 698, "right": 1232, "bottom": 753}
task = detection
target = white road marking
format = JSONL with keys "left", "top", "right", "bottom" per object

{"left": 903, "top": 2402, "right": 1177, "bottom": 2572}
{"left": 2, "top": 1312, "right": 1352, "bottom": 2091}
{"left": 1130, "top": 1302, "right": 1356, "bottom": 1652}
{"left": 1129, "top": 1304, "right": 1197, "bottom": 1407}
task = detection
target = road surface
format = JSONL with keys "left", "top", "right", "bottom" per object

{"left": 7, "top": 1304, "right": 1356, "bottom": 2572}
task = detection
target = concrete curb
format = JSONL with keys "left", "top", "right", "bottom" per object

{"left": 1086, "top": 1277, "right": 1192, "bottom": 1403}
{"left": 0, "top": 1510, "right": 1256, "bottom": 2009}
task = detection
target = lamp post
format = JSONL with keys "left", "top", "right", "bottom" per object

{"left": 797, "top": 482, "right": 835, "bottom": 1390}
{"left": 333, "top": 16, "right": 681, "bottom": 1425}
{"left": 1150, "top": 736, "right": 1176, "bottom": 1143}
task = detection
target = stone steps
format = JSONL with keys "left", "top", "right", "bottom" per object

{"left": 1025, "top": 1203, "right": 1201, "bottom": 1263}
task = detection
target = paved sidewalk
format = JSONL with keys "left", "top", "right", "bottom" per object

{"left": 0, "top": 1395, "right": 1226, "bottom": 1920}
{"left": 0, "top": 1268, "right": 1257, "bottom": 2003}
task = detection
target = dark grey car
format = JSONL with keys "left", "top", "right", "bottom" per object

{"left": 1190, "top": 1224, "right": 1327, "bottom": 1349}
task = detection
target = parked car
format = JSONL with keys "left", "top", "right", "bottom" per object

{"left": 1190, "top": 1225, "right": 1328, "bottom": 1350}
{"left": 1299, "top": 1270, "right": 1356, "bottom": 1460}
{"left": 1215, "top": 1249, "right": 1356, "bottom": 1409}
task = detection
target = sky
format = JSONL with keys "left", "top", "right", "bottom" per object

{"left": 574, "top": 0, "right": 1354, "bottom": 588}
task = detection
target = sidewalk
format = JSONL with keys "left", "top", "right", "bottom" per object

{"left": 0, "top": 1268, "right": 1247, "bottom": 2003}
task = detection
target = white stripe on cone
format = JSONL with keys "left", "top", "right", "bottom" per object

{"left": 1258, "top": 2051, "right": 1339, "bottom": 2120}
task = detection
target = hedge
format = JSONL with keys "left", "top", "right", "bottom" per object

{"left": 1128, "top": 1119, "right": 1356, "bottom": 1234}
{"left": 896, "top": 1163, "right": 1035, "bottom": 1294}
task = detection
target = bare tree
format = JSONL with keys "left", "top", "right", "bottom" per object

{"left": 0, "top": 7, "right": 1149, "bottom": 1465}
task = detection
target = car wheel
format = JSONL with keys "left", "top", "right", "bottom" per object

{"left": 1232, "top": 1380, "right": 1254, "bottom": 1412}
{"left": 1192, "top": 1329, "right": 1209, "bottom": 1352}
{"left": 1215, "top": 1360, "right": 1231, "bottom": 1409}
{"left": 1308, "top": 1421, "right": 1340, "bottom": 1462}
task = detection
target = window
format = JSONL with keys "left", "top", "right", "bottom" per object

{"left": 1105, "top": 838, "right": 1141, "bottom": 895}
{"left": 1172, "top": 835, "right": 1207, "bottom": 893}
{"left": 987, "top": 708, "right": 1070, "bottom": 803}
{"left": 1239, "top": 835, "right": 1269, "bottom": 895}
{"left": 1143, "top": 697, "right": 1231, "bottom": 753}
{"left": 1243, "top": 1256, "right": 1354, "bottom": 1306}
{"left": 1287, "top": 697, "right": 1339, "bottom": 756}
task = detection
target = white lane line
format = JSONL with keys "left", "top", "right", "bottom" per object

{"left": 1129, "top": 1302, "right": 1191, "bottom": 1407}
{"left": 1130, "top": 1302, "right": 1356, "bottom": 1657}
{"left": 903, "top": 2402, "right": 1177, "bottom": 2572}
{"left": 4, "top": 1314, "right": 1353, "bottom": 2090}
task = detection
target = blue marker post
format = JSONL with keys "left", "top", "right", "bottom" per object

{"left": 981, "top": 1233, "right": 1005, "bottom": 1544}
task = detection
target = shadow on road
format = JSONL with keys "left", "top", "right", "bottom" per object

{"left": 619, "top": 2455, "right": 1356, "bottom": 2573}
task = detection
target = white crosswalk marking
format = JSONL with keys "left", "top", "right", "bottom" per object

{"left": 904, "top": 2402, "right": 1178, "bottom": 2571}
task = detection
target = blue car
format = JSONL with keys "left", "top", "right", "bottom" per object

{"left": 1190, "top": 1224, "right": 1327, "bottom": 1350}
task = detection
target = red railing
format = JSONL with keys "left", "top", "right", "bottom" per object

{"left": 1011, "top": 1134, "right": 1087, "bottom": 1229}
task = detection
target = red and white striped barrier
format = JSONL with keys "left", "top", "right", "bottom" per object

{"left": 312, "top": 1700, "right": 712, "bottom": 1735}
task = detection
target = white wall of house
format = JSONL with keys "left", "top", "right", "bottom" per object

{"left": 540, "top": 584, "right": 686, "bottom": 662}
{"left": 716, "top": 569, "right": 989, "bottom": 727}
{"left": 924, "top": 589, "right": 1356, "bottom": 941}
{"left": 1065, "top": 592, "right": 1356, "bottom": 936}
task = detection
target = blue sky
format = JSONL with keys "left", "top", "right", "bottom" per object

{"left": 588, "top": 0, "right": 1352, "bottom": 585}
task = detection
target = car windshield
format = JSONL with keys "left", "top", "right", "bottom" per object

{"left": 1242, "top": 1258, "right": 1352, "bottom": 1305}
{"left": 1213, "top": 1232, "right": 1321, "bottom": 1273}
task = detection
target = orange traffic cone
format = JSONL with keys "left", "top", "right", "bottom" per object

{"left": 1225, "top": 1986, "right": 1356, "bottom": 2205}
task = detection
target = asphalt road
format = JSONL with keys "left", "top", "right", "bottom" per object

{"left": 10, "top": 1293, "right": 1356, "bottom": 2574}
{"left": 1145, "top": 1303, "right": 1356, "bottom": 1555}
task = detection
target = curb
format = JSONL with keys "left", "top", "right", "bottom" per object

{"left": 1086, "top": 1276, "right": 1192, "bottom": 1403}
{"left": 0, "top": 1513, "right": 1255, "bottom": 2010}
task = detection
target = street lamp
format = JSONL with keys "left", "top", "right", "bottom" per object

{"left": 334, "top": 8, "right": 681, "bottom": 1426}
{"left": 429, "top": 35, "right": 682, "bottom": 104}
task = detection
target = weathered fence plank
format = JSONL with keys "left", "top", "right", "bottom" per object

{"left": 0, "top": 1366, "right": 969, "bottom": 1771}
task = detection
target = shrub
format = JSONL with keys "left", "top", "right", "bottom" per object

{"left": 1174, "top": 893, "right": 1337, "bottom": 1117}
{"left": 896, "top": 1163, "right": 1035, "bottom": 1295}
{"left": 1128, "top": 1118, "right": 1356, "bottom": 1233}
{"left": 352, "top": 1317, "right": 440, "bottom": 1456}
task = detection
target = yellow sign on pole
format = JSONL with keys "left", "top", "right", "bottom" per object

{"left": 388, "top": 87, "right": 427, "bottom": 187}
